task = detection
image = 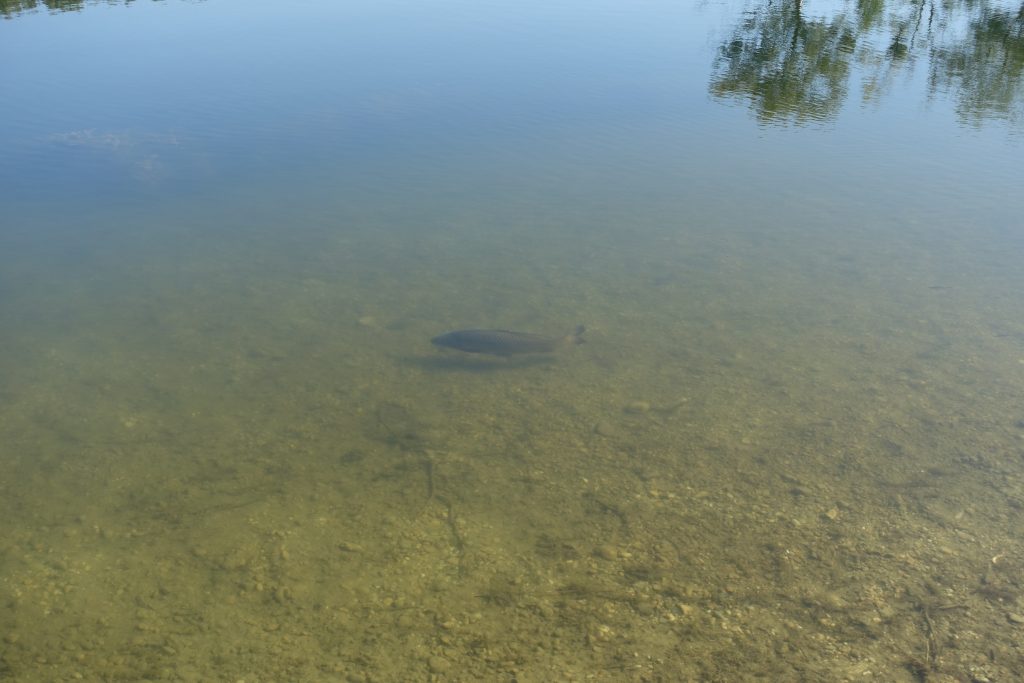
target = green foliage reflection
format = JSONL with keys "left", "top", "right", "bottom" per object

{"left": 0, "top": 0, "right": 136, "bottom": 17}
{"left": 712, "top": 0, "right": 1024, "bottom": 126}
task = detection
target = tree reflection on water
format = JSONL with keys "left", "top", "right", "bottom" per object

{"left": 0, "top": 0, "right": 133, "bottom": 15}
{"left": 712, "top": 0, "right": 1024, "bottom": 126}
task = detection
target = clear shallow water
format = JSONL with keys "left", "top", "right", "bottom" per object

{"left": 2, "top": 0, "right": 1024, "bottom": 680}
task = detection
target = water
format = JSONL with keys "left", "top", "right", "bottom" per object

{"left": 2, "top": 0, "right": 1023, "bottom": 680}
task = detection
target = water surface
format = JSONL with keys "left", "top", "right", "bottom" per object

{"left": 2, "top": 0, "right": 1024, "bottom": 680}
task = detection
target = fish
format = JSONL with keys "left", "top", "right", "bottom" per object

{"left": 431, "top": 325, "right": 585, "bottom": 356}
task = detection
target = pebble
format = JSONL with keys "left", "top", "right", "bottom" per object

{"left": 634, "top": 600, "right": 655, "bottom": 616}
{"left": 428, "top": 656, "right": 450, "bottom": 674}
{"left": 593, "top": 421, "right": 621, "bottom": 437}
{"left": 623, "top": 401, "right": 651, "bottom": 414}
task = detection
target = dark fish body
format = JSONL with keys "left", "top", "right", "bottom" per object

{"left": 431, "top": 325, "right": 585, "bottom": 356}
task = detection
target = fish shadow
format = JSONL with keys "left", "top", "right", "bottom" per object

{"left": 404, "top": 354, "right": 559, "bottom": 373}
